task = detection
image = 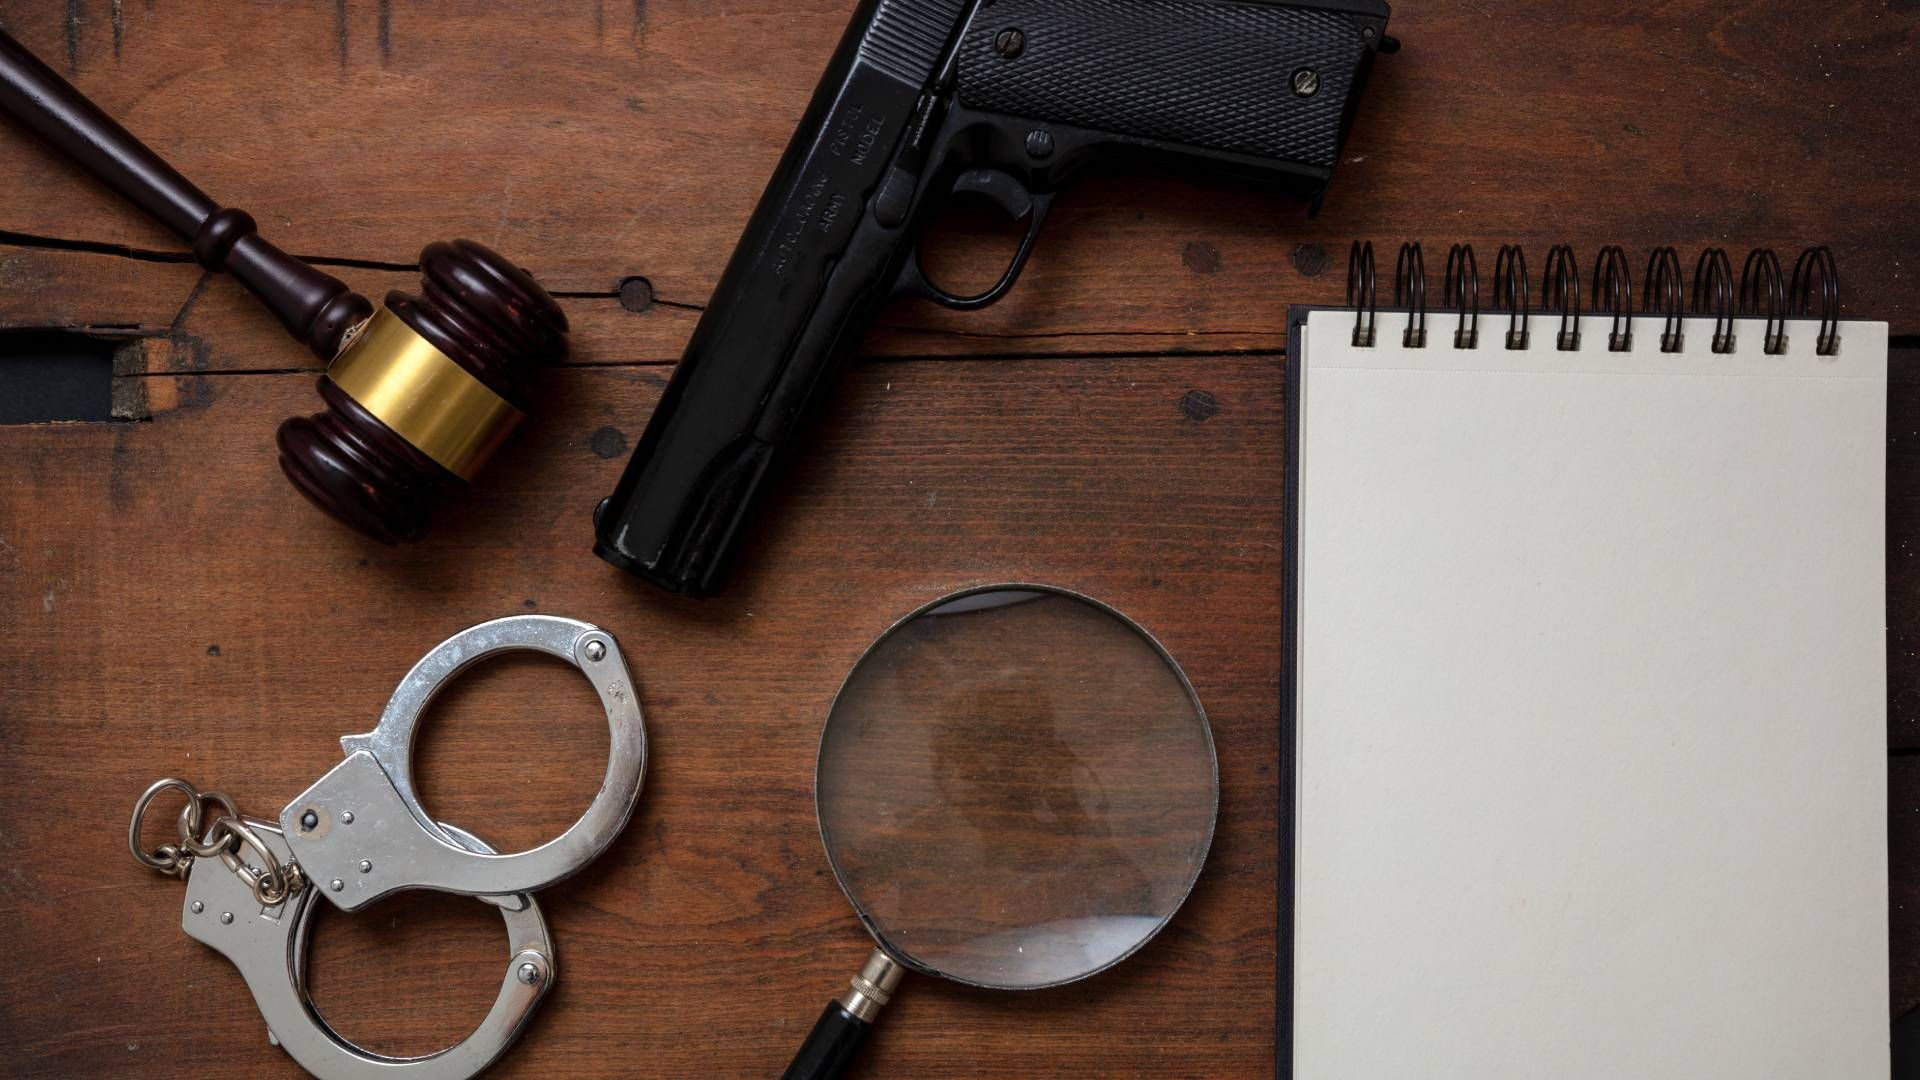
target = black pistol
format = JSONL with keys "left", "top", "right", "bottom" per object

{"left": 595, "top": 0, "right": 1396, "bottom": 595}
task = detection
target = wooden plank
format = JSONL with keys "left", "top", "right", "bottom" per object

{"left": 0, "top": 353, "right": 1283, "bottom": 1078}
{"left": 0, "top": 242, "right": 1286, "bottom": 367}
{"left": 0, "top": 243, "right": 198, "bottom": 332}
{"left": 0, "top": 0, "right": 1913, "bottom": 363}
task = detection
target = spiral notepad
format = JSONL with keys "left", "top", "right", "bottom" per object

{"left": 1281, "top": 243, "right": 1889, "bottom": 1078}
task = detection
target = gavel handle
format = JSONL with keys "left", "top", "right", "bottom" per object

{"left": 0, "top": 28, "right": 370, "bottom": 359}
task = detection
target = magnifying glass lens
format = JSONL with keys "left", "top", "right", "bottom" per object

{"left": 817, "top": 587, "right": 1216, "bottom": 990}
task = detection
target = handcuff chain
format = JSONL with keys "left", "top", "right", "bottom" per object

{"left": 129, "top": 777, "right": 307, "bottom": 906}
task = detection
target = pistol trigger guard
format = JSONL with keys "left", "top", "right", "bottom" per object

{"left": 893, "top": 173, "right": 1053, "bottom": 312}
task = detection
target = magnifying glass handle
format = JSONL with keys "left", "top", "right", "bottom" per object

{"left": 782, "top": 1002, "right": 871, "bottom": 1080}
{"left": 780, "top": 949, "right": 905, "bottom": 1080}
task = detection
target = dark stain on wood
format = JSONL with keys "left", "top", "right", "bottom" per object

{"left": 111, "top": 0, "right": 123, "bottom": 59}
{"left": 1182, "top": 241, "right": 1223, "bottom": 275}
{"left": 588, "top": 424, "right": 629, "bottom": 459}
{"left": 333, "top": 0, "right": 349, "bottom": 67}
{"left": 170, "top": 335, "right": 211, "bottom": 375}
{"left": 205, "top": 643, "right": 220, "bottom": 656}
{"left": 618, "top": 276, "right": 653, "bottom": 312}
{"left": 377, "top": 0, "right": 392, "bottom": 64}
{"left": 178, "top": 373, "right": 214, "bottom": 409}
{"left": 64, "top": 0, "right": 80, "bottom": 72}
{"left": 107, "top": 432, "right": 136, "bottom": 511}
{"left": 169, "top": 273, "right": 211, "bottom": 330}
{"left": 1179, "top": 389, "right": 1221, "bottom": 422}
{"left": 1291, "top": 243, "right": 1331, "bottom": 278}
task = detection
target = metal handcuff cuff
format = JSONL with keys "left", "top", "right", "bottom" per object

{"left": 126, "top": 616, "right": 646, "bottom": 1080}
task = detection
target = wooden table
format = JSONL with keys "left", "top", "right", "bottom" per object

{"left": 1, "top": 2, "right": 1914, "bottom": 1076}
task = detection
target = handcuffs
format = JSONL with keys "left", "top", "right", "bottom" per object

{"left": 127, "top": 615, "right": 646, "bottom": 1080}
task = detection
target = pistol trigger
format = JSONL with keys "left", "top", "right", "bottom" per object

{"left": 949, "top": 168, "right": 1034, "bottom": 222}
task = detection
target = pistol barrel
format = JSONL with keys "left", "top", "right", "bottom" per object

{"left": 594, "top": 0, "right": 973, "bottom": 594}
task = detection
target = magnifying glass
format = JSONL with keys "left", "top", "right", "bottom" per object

{"left": 783, "top": 584, "right": 1218, "bottom": 1080}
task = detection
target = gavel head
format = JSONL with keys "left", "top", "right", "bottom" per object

{"left": 276, "top": 239, "right": 568, "bottom": 543}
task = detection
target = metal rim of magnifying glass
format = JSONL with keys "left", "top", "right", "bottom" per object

{"left": 812, "top": 581, "right": 1221, "bottom": 992}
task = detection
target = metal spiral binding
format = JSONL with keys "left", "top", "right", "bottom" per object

{"left": 1395, "top": 241, "right": 1427, "bottom": 348}
{"left": 1342, "top": 243, "right": 1840, "bottom": 358}
{"left": 1543, "top": 245, "right": 1581, "bottom": 351}
{"left": 1790, "top": 245, "right": 1840, "bottom": 357}
{"left": 1347, "top": 240, "right": 1377, "bottom": 347}
{"left": 1740, "top": 247, "right": 1787, "bottom": 355}
{"left": 1493, "top": 245, "right": 1530, "bottom": 350}
{"left": 1444, "top": 244, "right": 1479, "bottom": 349}
{"left": 1693, "top": 247, "right": 1735, "bottom": 353}
{"left": 1593, "top": 245, "right": 1634, "bottom": 352}
{"left": 1644, "top": 247, "right": 1685, "bottom": 353}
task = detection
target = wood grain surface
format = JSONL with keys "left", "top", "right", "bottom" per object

{"left": 0, "top": 1, "right": 1916, "bottom": 1077}
{"left": 2, "top": 0, "right": 1918, "bottom": 362}
{"left": 1, "top": 357, "right": 1283, "bottom": 1079}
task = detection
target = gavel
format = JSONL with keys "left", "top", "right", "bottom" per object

{"left": 0, "top": 28, "right": 568, "bottom": 542}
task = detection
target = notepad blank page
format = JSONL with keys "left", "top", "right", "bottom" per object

{"left": 1292, "top": 312, "right": 1889, "bottom": 1079}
